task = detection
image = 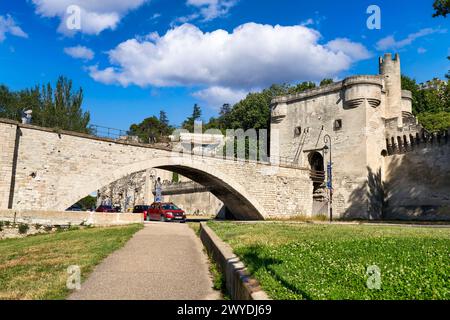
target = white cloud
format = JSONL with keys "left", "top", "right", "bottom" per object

{"left": 90, "top": 23, "right": 370, "bottom": 87}
{"left": 417, "top": 47, "right": 427, "bottom": 54}
{"left": 186, "top": 0, "right": 237, "bottom": 21}
{"left": 376, "top": 28, "right": 447, "bottom": 51}
{"left": 64, "top": 45, "right": 95, "bottom": 60}
{"left": 31, "top": 0, "right": 150, "bottom": 35}
{"left": 300, "top": 18, "right": 314, "bottom": 26}
{"left": 326, "top": 38, "right": 372, "bottom": 61}
{"left": 193, "top": 86, "right": 248, "bottom": 108}
{"left": 0, "top": 15, "right": 28, "bottom": 42}
{"left": 89, "top": 23, "right": 370, "bottom": 107}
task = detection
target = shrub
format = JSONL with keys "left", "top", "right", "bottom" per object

{"left": 5, "top": 221, "right": 10, "bottom": 227}
{"left": 44, "top": 225, "right": 53, "bottom": 232}
{"left": 18, "top": 223, "right": 29, "bottom": 234}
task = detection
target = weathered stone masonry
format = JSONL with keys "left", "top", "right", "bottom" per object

{"left": 270, "top": 53, "right": 450, "bottom": 220}
{"left": 0, "top": 118, "right": 312, "bottom": 220}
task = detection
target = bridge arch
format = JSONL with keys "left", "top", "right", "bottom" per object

{"left": 64, "top": 156, "right": 268, "bottom": 220}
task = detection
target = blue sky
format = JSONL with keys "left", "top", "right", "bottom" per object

{"left": 0, "top": 0, "right": 449, "bottom": 129}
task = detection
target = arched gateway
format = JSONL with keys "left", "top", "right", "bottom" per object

{"left": 0, "top": 119, "right": 313, "bottom": 220}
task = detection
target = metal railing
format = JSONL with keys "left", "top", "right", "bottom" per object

{"left": 89, "top": 124, "right": 129, "bottom": 140}
{"left": 88, "top": 124, "right": 311, "bottom": 170}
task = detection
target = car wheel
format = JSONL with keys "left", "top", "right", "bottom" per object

{"left": 160, "top": 215, "right": 166, "bottom": 222}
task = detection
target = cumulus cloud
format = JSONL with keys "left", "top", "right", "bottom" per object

{"left": 187, "top": 0, "right": 237, "bottom": 21}
{"left": 376, "top": 28, "right": 447, "bottom": 51}
{"left": 326, "top": 38, "right": 372, "bottom": 61}
{"left": 31, "top": 0, "right": 150, "bottom": 35}
{"left": 64, "top": 45, "right": 95, "bottom": 60}
{"left": 89, "top": 22, "right": 370, "bottom": 107}
{"left": 0, "top": 15, "right": 28, "bottom": 42}
{"left": 192, "top": 86, "right": 248, "bottom": 108}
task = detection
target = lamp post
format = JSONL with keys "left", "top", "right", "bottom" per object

{"left": 323, "top": 134, "right": 333, "bottom": 223}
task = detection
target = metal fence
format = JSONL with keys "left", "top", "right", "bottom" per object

{"left": 88, "top": 124, "right": 311, "bottom": 170}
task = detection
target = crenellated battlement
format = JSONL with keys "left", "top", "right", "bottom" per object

{"left": 385, "top": 127, "right": 450, "bottom": 156}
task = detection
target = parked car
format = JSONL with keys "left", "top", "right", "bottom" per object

{"left": 132, "top": 205, "right": 152, "bottom": 220}
{"left": 148, "top": 202, "right": 186, "bottom": 223}
{"left": 95, "top": 205, "right": 116, "bottom": 213}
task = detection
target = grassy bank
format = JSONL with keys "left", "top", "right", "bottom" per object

{"left": 0, "top": 224, "right": 142, "bottom": 300}
{"left": 208, "top": 221, "right": 450, "bottom": 300}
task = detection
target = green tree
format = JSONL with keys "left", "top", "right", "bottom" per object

{"left": 432, "top": 0, "right": 450, "bottom": 17}
{"left": 401, "top": 75, "right": 425, "bottom": 114}
{"left": 159, "top": 110, "right": 169, "bottom": 127}
{"left": 77, "top": 195, "right": 97, "bottom": 211}
{"left": 182, "top": 104, "right": 203, "bottom": 132}
{"left": 288, "top": 81, "right": 316, "bottom": 94}
{"left": 0, "top": 77, "right": 90, "bottom": 133}
{"left": 418, "top": 111, "right": 450, "bottom": 132}
{"left": 320, "top": 78, "right": 334, "bottom": 86}
{"left": 0, "top": 85, "right": 19, "bottom": 119}
{"left": 129, "top": 115, "right": 173, "bottom": 143}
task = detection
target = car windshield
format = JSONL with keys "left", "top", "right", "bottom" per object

{"left": 162, "top": 204, "right": 180, "bottom": 210}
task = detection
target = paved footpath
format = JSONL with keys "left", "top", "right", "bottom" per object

{"left": 69, "top": 222, "right": 220, "bottom": 300}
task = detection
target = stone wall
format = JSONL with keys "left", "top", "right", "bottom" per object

{"left": 383, "top": 142, "right": 450, "bottom": 220}
{"left": 164, "top": 192, "right": 224, "bottom": 216}
{"left": 0, "top": 119, "right": 313, "bottom": 220}
{"left": 0, "top": 209, "right": 143, "bottom": 226}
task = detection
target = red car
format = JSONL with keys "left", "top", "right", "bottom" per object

{"left": 95, "top": 205, "right": 116, "bottom": 213}
{"left": 132, "top": 205, "right": 151, "bottom": 220}
{"left": 147, "top": 202, "right": 186, "bottom": 222}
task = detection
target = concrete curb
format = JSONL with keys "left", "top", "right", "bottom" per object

{"left": 199, "top": 222, "right": 270, "bottom": 300}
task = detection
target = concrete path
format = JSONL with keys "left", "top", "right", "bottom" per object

{"left": 69, "top": 222, "right": 220, "bottom": 300}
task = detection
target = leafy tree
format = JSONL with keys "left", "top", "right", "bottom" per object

{"left": 320, "top": 78, "right": 334, "bottom": 86}
{"left": 159, "top": 110, "right": 169, "bottom": 127}
{"left": 402, "top": 75, "right": 450, "bottom": 131}
{"left": 77, "top": 195, "right": 97, "bottom": 211}
{"left": 219, "top": 103, "right": 232, "bottom": 117}
{"left": 129, "top": 115, "right": 173, "bottom": 143}
{"left": 182, "top": 104, "right": 203, "bottom": 132}
{"left": 0, "top": 77, "right": 90, "bottom": 133}
{"left": 418, "top": 111, "right": 450, "bottom": 132}
{"left": 432, "top": 0, "right": 450, "bottom": 17}
{"left": 0, "top": 85, "right": 19, "bottom": 119}
{"left": 401, "top": 75, "right": 426, "bottom": 114}
{"left": 288, "top": 81, "right": 316, "bottom": 94}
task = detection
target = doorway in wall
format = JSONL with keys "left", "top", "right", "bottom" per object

{"left": 308, "top": 152, "right": 327, "bottom": 216}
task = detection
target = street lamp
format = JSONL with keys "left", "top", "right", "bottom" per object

{"left": 323, "top": 134, "right": 333, "bottom": 223}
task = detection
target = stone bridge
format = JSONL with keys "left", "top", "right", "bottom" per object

{"left": 0, "top": 119, "right": 313, "bottom": 220}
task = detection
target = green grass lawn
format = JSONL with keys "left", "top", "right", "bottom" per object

{"left": 208, "top": 221, "right": 450, "bottom": 300}
{"left": 0, "top": 224, "right": 142, "bottom": 300}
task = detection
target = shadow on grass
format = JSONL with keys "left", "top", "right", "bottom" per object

{"left": 238, "top": 245, "right": 312, "bottom": 300}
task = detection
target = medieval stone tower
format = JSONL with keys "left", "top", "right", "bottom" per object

{"left": 269, "top": 53, "right": 440, "bottom": 219}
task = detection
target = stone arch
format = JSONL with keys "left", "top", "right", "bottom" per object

{"left": 308, "top": 152, "right": 325, "bottom": 192}
{"left": 62, "top": 156, "right": 268, "bottom": 220}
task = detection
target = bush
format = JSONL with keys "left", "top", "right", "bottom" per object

{"left": 18, "top": 223, "right": 29, "bottom": 234}
{"left": 0, "top": 221, "right": 3, "bottom": 231}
